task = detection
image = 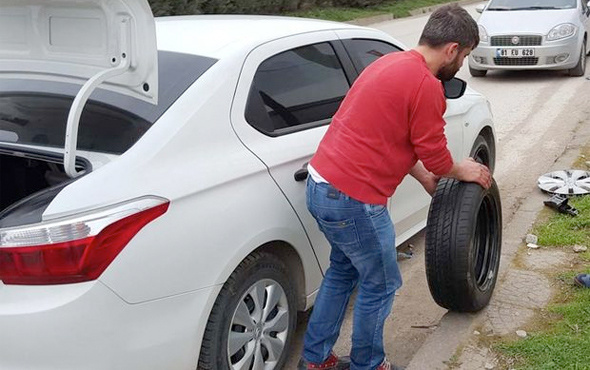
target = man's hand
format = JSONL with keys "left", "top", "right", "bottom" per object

{"left": 410, "top": 161, "right": 441, "bottom": 196}
{"left": 446, "top": 158, "right": 492, "bottom": 189}
{"left": 421, "top": 172, "right": 441, "bottom": 196}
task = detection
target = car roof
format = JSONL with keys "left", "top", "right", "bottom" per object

{"left": 155, "top": 15, "right": 367, "bottom": 58}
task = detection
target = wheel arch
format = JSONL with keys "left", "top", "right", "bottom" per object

{"left": 460, "top": 94, "right": 496, "bottom": 170}
{"left": 257, "top": 241, "right": 307, "bottom": 311}
{"left": 478, "top": 125, "right": 496, "bottom": 172}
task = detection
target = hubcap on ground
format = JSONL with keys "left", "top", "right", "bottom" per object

{"left": 537, "top": 170, "right": 590, "bottom": 195}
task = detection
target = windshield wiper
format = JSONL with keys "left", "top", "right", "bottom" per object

{"left": 486, "top": 6, "right": 512, "bottom": 10}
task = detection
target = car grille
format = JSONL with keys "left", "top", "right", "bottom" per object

{"left": 490, "top": 35, "right": 542, "bottom": 46}
{"left": 493, "top": 57, "right": 539, "bottom": 66}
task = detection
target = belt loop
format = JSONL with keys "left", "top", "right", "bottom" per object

{"left": 306, "top": 177, "right": 314, "bottom": 196}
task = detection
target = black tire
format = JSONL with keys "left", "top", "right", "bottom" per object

{"left": 425, "top": 178, "right": 502, "bottom": 312}
{"left": 470, "top": 135, "right": 494, "bottom": 173}
{"left": 469, "top": 66, "right": 487, "bottom": 77}
{"left": 198, "top": 251, "right": 297, "bottom": 369}
{"left": 569, "top": 42, "right": 586, "bottom": 77}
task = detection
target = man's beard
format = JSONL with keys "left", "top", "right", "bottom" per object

{"left": 437, "top": 56, "right": 461, "bottom": 81}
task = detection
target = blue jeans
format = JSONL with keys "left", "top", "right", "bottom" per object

{"left": 303, "top": 177, "right": 403, "bottom": 370}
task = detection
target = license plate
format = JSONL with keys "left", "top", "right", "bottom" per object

{"left": 496, "top": 48, "right": 535, "bottom": 58}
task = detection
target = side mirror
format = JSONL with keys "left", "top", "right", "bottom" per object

{"left": 444, "top": 78, "right": 467, "bottom": 100}
{"left": 476, "top": 4, "right": 486, "bottom": 13}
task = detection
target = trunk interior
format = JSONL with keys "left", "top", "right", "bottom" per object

{"left": 0, "top": 154, "right": 75, "bottom": 211}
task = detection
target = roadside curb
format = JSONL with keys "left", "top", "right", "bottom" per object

{"left": 346, "top": 0, "right": 482, "bottom": 26}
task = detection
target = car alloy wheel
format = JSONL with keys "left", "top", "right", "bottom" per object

{"left": 228, "top": 279, "right": 290, "bottom": 369}
{"left": 198, "top": 252, "right": 296, "bottom": 370}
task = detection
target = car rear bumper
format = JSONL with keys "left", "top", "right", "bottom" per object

{"left": 469, "top": 36, "right": 581, "bottom": 71}
{"left": 0, "top": 280, "right": 217, "bottom": 370}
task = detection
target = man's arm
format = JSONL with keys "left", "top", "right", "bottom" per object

{"left": 411, "top": 157, "right": 492, "bottom": 196}
{"left": 409, "top": 161, "right": 440, "bottom": 196}
{"left": 408, "top": 78, "right": 491, "bottom": 192}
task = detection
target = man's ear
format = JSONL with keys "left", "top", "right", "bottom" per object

{"left": 443, "top": 42, "right": 460, "bottom": 61}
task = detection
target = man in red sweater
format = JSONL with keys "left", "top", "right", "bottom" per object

{"left": 298, "top": 5, "right": 491, "bottom": 370}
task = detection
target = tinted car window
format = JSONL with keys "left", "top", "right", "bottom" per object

{"left": 245, "top": 42, "right": 350, "bottom": 135}
{"left": 343, "top": 39, "right": 402, "bottom": 73}
{"left": 0, "top": 94, "right": 150, "bottom": 154}
{"left": 0, "top": 51, "right": 217, "bottom": 154}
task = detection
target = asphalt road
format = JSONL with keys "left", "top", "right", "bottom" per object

{"left": 286, "top": 3, "right": 590, "bottom": 368}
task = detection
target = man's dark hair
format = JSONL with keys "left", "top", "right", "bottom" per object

{"left": 418, "top": 4, "right": 479, "bottom": 50}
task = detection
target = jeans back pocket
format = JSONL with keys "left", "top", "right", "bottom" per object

{"left": 317, "top": 217, "right": 362, "bottom": 256}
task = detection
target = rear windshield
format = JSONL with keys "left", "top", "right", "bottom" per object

{"left": 487, "top": 0, "right": 577, "bottom": 10}
{"left": 0, "top": 51, "right": 217, "bottom": 154}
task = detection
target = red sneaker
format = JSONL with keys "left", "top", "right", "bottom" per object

{"left": 297, "top": 353, "right": 351, "bottom": 370}
{"left": 376, "top": 359, "right": 404, "bottom": 370}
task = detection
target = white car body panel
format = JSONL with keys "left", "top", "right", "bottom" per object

{"left": 41, "top": 58, "right": 324, "bottom": 303}
{"left": 481, "top": 9, "right": 577, "bottom": 35}
{"left": 231, "top": 30, "right": 340, "bottom": 272}
{"left": 0, "top": 281, "right": 218, "bottom": 369}
{"left": 155, "top": 15, "right": 361, "bottom": 59}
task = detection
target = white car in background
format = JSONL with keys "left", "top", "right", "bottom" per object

{"left": 0, "top": 1, "right": 496, "bottom": 369}
{"left": 470, "top": 0, "right": 590, "bottom": 76}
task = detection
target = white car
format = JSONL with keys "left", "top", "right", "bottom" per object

{"left": 469, "top": 0, "right": 590, "bottom": 76}
{"left": 0, "top": 1, "right": 496, "bottom": 369}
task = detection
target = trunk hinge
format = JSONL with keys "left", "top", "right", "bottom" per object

{"left": 64, "top": 18, "right": 131, "bottom": 178}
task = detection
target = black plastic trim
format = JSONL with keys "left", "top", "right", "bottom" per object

{"left": 0, "top": 178, "right": 76, "bottom": 228}
{"left": 0, "top": 144, "right": 91, "bottom": 172}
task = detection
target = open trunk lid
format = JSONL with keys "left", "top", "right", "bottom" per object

{"left": 0, "top": 0, "right": 158, "bottom": 177}
{"left": 0, "top": 0, "right": 158, "bottom": 104}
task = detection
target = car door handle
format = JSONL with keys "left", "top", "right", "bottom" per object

{"left": 294, "top": 163, "right": 309, "bottom": 182}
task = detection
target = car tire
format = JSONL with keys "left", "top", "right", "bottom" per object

{"left": 425, "top": 178, "right": 502, "bottom": 312}
{"left": 470, "top": 134, "right": 494, "bottom": 173}
{"left": 197, "top": 251, "right": 297, "bottom": 370}
{"left": 569, "top": 41, "right": 586, "bottom": 77}
{"left": 469, "top": 66, "right": 487, "bottom": 77}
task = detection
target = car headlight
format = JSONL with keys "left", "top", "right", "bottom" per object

{"left": 547, "top": 23, "right": 577, "bottom": 41}
{"left": 479, "top": 25, "right": 489, "bottom": 43}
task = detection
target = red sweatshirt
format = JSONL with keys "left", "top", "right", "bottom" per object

{"left": 310, "top": 50, "right": 454, "bottom": 205}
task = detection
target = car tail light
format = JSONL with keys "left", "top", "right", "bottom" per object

{"left": 0, "top": 197, "right": 169, "bottom": 285}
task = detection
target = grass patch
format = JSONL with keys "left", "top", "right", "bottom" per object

{"left": 571, "top": 145, "right": 590, "bottom": 169}
{"left": 495, "top": 272, "right": 590, "bottom": 370}
{"left": 288, "top": 0, "right": 456, "bottom": 22}
{"left": 532, "top": 195, "right": 590, "bottom": 247}
{"left": 494, "top": 185, "right": 590, "bottom": 369}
